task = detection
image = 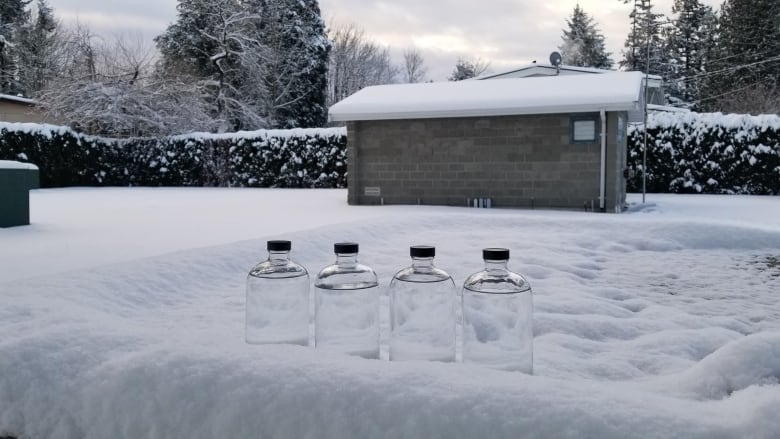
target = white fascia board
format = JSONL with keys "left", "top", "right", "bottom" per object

{"left": 329, "top": 102, "right": 639, "bottom": 122}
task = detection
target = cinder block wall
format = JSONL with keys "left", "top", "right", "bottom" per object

{"left": 347, "top": 112, "right": 627, "bottom": 212}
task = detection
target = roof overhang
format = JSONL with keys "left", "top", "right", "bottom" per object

{"left": 330, "top": 102, "right": 640, "bottom": 122}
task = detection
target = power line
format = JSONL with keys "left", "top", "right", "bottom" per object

{"left": 667, "top": 55, "right": 780, "bottom": 84}
{"left": 691, "top": 77, "right": 776, "bottom": 104}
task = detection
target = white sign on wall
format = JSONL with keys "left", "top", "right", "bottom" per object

{"left": 364, "top": 187, "right": 381, "bottom": 196}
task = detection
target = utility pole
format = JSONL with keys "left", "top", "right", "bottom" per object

{"left": 642, "top": 9, "right": 650, "bottom": 204}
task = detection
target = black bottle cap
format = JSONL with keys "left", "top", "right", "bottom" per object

{"left": 334, "top": 242, "right": 359, "bottom": 254}
{"left": 267, "top": 240, "right": 291, "bottom": 252}
{"left": 483, "top": 248, "right": 510, "bottom": 260}
{"left": 410, "top": 245, "right": 435, "bottom": 258}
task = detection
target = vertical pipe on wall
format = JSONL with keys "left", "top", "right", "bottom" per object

{"left": 599, "top": 109, "right": 606, "bottom": 211}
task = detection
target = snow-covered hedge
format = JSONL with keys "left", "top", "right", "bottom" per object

{"left": 0, "top": 123, "right": 347, "bottom": 188}
{"left": 628, "top": 112, "right": 780, "bottom": 194}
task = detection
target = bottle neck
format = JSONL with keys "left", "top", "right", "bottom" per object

{"left": 269, "top": 250, "right": 290, "bottom": 265}
{"left": 484, "top": 259, "right": 509, "bottom": 272}
{"left": 412, "top": 257, "right": 434, "bottom": 272}
{"left": 336, "top": 253, "right": 358, "bottom": 267}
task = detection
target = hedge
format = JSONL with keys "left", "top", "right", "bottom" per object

{"left": 4, "top": 111, "right": 780, "bottom": 195}
{"left": 627, "top": 112, "right": 780, "bottom": 195}
{"left": 0, "top": 123, "right": 347, "bottom": 188}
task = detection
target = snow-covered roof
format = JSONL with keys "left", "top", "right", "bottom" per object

{"left": 329, "top": 71, "right": 644, "bottom": 122}
{"left": 0, "top": 160, "right": 38, "bottom": 170}
{"left": 0, "top": 93, "right": 36, "bottom": 105}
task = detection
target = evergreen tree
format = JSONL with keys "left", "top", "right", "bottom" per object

{"left": 619, "top": 0, "right": 667, "bottom": 75}
{"left": 155, "top": 0, "right": 267, "bottom": 131}
{"left": 0, "top": 0, "right": 30, "bottom": 94}
{"left": 15, "top": 0, "right": 59, "bottom": 97}
{"left": 664, "top": 0, "right": 717, "bottom": 106}
{"left": 254, "top": 0, "right": 330, "bottom": 128}
{"left": 559, "top": 4, "right": 613, "bottom": 69}
{"left": 703, "top": 0, "right": 780, "bottom": 112}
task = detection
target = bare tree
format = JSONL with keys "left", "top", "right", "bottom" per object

{"left": 402, "top": 47, "right": 427, "bottom": 83}
{"left": 448, "top": 57, "right": 490, "bottom": 81}
{"left": 59, "top": 20, "right": 99, "bottom": 82}
{"left": 98, "top": 33, "right": 156, "bottom": 85}
{"left": 707, "top": 81, "right": 780, "bottom": 115}
{"left": 40, "top": 24, "right": 216, "bottom": 136}
{"left": 326, "top": 22, "right": 399, "bottom": 106}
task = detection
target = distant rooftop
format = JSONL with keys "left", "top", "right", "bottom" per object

{"left": 329, "top": 71, "right": 644, "bottom": 122}
{"left": 476, "top": 63, "right": 663, "bottom": 85}
{"left": 0, "top": 94, "right": 36, "bottom": 105}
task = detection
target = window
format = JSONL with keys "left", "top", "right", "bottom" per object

{"left": 571, "top": 117, "right": 598, "bottom": 143}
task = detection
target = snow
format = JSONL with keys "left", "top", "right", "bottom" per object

{"left": 0, "top": 122, "right": 78, "bottom": 140}
{"left": 646, "top": 111, "right": 780, "bottom": 132}
{"left": 0, "top": 160, "right": 37, "bottom": 170}
{"left": 0, "top": 121, "right": 346, "bottom": 144}
{"left": 169, "top": 126, "right": 345, "bottom": 142}
{"left": 328, "top": 71, "right": 644, "bottom": 122}
{"left": 2, "top": 189, "right": 780, "bottom": 438}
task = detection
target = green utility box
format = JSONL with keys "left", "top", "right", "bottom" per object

{"left": 0, "top": 161, "right": 39, "bottom": 228}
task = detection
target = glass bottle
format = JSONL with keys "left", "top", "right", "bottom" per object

{"left": 389, "top": 245, "right": 457, "bottom": 362}
{"left": 314, "top": 242, "right": 380, "bottom": 359}
{"left": 462, "top": 248, "right": 533, "bottom": 373}
{"left": 245, "top": 240, "right": 310, "bottom": 345}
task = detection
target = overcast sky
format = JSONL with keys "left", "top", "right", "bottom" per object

{"left": 47, "top": 0, "right": 723, "bottom": 81}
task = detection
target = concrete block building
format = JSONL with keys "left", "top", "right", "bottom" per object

{"left": 329, "top": 71, "right": 646, "bottom": 213}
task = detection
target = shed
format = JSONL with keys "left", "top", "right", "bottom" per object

{"left": 329, "top": 71, "right": 645, "bottom": 213}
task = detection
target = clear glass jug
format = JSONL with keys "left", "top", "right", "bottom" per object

{"left": 462, "top": 248, "right": 533, "bottom": 372}
{"left": 246, "top": 240, "right": 309, "bottom": 345}
{"left": 389, "top": 245, "right": 457, "bottom": 362}
{"left": 314, "top": 242, "right": 380, "bottom": 358}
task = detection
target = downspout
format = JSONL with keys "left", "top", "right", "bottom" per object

{"left": 599, "top": 109, "right": 606, "bottom": 211}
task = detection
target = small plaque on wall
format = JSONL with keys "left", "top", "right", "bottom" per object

{"left": 364, "top": 186, "right": 381, "bottom": 196}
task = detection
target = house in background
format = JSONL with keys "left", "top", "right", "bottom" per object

{"left": 329, "top": 71, "right": 645, "bottom": 213}
{"left": 476, "top": 63, "right": 667, "bottom": 123}
{"left": 0, "top": 94, "right": 49, "bottom": 124}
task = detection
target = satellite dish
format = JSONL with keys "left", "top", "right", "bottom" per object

{"left": 549, "top": 51, "right": 562, "bottom": 67}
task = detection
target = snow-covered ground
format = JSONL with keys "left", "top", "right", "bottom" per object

{"left": 1, "top": 188, "right": 779, "bottom": 438}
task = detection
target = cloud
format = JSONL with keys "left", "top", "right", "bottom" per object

{"left": 50, "top": 0, "right": 177, "bottom": 41}
{"left": 48, "top": 0, "right": 723, "bottom": 81}
{"left": 322, "top": 0, "right": 722, "bottom": 79}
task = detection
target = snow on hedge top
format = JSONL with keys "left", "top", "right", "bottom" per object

{"left": 328, "top": 71, "right": 644, "bottom": 122}
{"left": 168, "top": 127, "right": 346, "bottom": 141}
{"left": 646, "top": 111, "right": 780, "bottom": 131}
{"left": 0, "top": 160, "right": 38, "bottom": 170}
{"left": 0, "top": 121, "right": 347, "bottom": 142}
{"left": 0, "top": 121, "right": 79, "bottom": 139}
